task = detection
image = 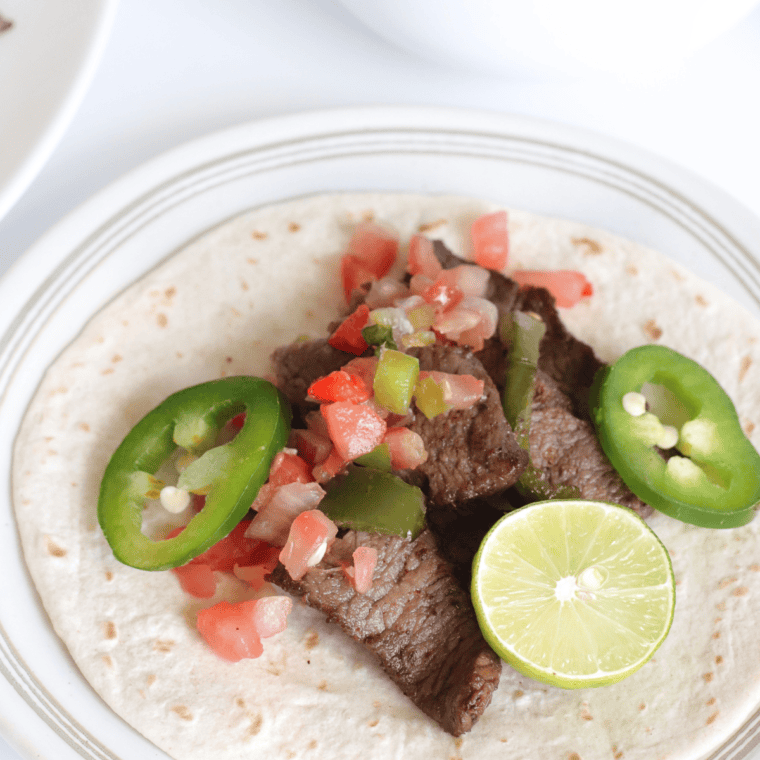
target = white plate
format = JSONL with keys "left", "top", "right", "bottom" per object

{"left": 1, "top": 106, "right": 760, "bottom": 760}
{"left": 0, "top": 0, "right": 119, "bottom": 222}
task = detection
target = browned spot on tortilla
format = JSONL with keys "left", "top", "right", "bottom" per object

{"left": 101, "top": 655, "right": 114, "bottom": 668}
{"left": 642, "top": 319, "right": 662, "bottom": 341}
{"left": 695, "top": 295, "right": 709, "bottom": 306}
{"left": 45, "top": 537, "right": 67, "bottom": 557}
{"left": 739, "top": 355, "right": 753, "bottom": 382}
{"left": 373, "top": 700, "right": 381, "bottom": 709}
{"left": 226, "top": 357, "right": 233, "bottom": 364}
{"left": 418, "top": 218, "right": 447, "bottom": 233}
{"left": 104, "top": 571, "right": 114, "bottom": 581}
{"left": 670, "top": 269, "right": 685, "bottom": 281}
{"left": 707, "top": 697, "right": 716, "bottom": 706}
{"left": 750, "top": 564, "right": 760, "bottom": 572}
{"left": 304, "top": 630, "right": 319, "bottom": 650}
{"left": 639, "top": 703, "right": 646, "bottom": 711}
{"left": 719, "top": 576, "right": 737, "bottom": 589}
{"left": 513, "top": 690, "right": 524, "bottom": 699}
{"left": 101, "top": 368, "right": 114, "bottom": 376}
{"left": 580, "top": 704, "right": 593, "bottom": 721}
{"left": 572, "top": 236, "right": 603, "bottom": 255}
{"left": 704, "top": 672, "right": 714, "bottom": 682}
{"left": 288, "top": 222, "right": 301, "bottom": 233}
{"left": 612, "top": 746, "right": 624, "bottom": 759}
{"left": 154, "top": 639, "right": 175, "bottom": 653}
{"left": 626, "top": 265, "right": 639, "bottom": 276}
{"left": 146, "top": 674, "right": 157, "bottom": 687}
{"left": 239, "top": 279, "right": 249, "bottom": 292}
{"left": 247, "top": 257, "right": 259, "bottom": 265}
{"left": 165, "top": 287, "right": 176, "bottom": 299}
{"left": 111, "top": 354, "right": 122, "bottom": 363}
{"left": 744, "top": 421, "right": 756, "bottom": 436}
{"left": 712, "top": 631, "right": 721, "bottom": 639}
{"left": 103, "top": 621, "right": 117, "bottom": 640}
{"left": 264, "top": 663, "right": 282, "bottom": 676}
{"left": 361, "top": 210, "right": 376, "bottom": 222}
{"left": 317, "top": 681, "right": 328, "bottom": 691}
{"left": 706, "top": 710, "right": 719, "bottom": 725}
{"left": 247, "top": 714, "right": 263, "bottom": 737}
{"left": 79, "top": 422, "right": 91, "bottom": 432}
{"left": 368, "top": 718, "right": 379, "bottom": 727}
{"left": 252, "top": 230, "right": 268, "bottom": 240}
{"left": 307, "top": 739, "right": 317, "bottom": 750}
{"left": 568, "top": 754, "right": 582, "bottom": 760}
{"left": 235, "top": 697, "right": 246, "bottom": 709}
{"left": 733, "top": 586, "right": 749, "bottom": 597}
{"left": 716, "top": 655, "right": 724, "bottom": 665}
{"left": 171, "top": 705, "right": 193, "bottom": 721}
{"left": 157, "top": 313, "right": 168, "bottom": 328}
{"left": 716, "top": 600, "right": 727, "bottom": 611}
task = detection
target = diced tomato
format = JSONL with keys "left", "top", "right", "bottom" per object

{"left": 268, "top": 449, "right": 314, "bottom": 487}
{"left": 328, "top": 304, "right": 371, "bottom": 355}
{"left": 419, "top": 371, "right": 485, "bottom": 410}
{"left": 340, "top": 255, "right": 376, "bottom": 304}
{"left": 168, "top": 520, "right": 263, "bottom": 573}
{"left": 471, "top": 210, "right": 509, "bottom": 271}
{"left": 346, "top": 222, "right": 399, "bottom": 279}
{"left": 341, "top": 546, "right": 378, "bottom": 594}
{"left": 196, "top": 600, "right": 264, "bottom": 661}
{"left": 173, "top": 563, "right": 216, "bottom": 599}
{"left": 365, "top": 277, "right": 409, "bottom": 308}
{"left": 233, "top": 543, "right": 281, "bottom": 590}
{"left": 511, "top": 269, "right": 594, "bottom": 308}
{"left": 279, "top": 510, "right": 338, "bottom": 581}
{"left": 246, "top": 481, "right": 326, "bottom": 546}
{"left": 321, "top": 401, "right": 387, "bottom": 460}
{"left": 288, "top": 428, "right": 333, "bottom": 467}
{"left": 438, "top": 265, "right": 490, "bottom": 298}
{"left": 311, "top": 447, "right": 348, "bottom": 483}
{"left": 341, "top": 356, "right": 379, "bottom": 388}
{"left": 382, "top": 427, "right": 428, "bottom": 469}
{"left": 229, "top": 412, "right": 246, "bottom": 430}
{"left": 308, "top": 370, "right": 371, "bottom": 404}
{"left": 407, "top": 235, "right": 442, "bottom": 279}
{"left": 421, "top": 276, "right": 464, "bottom": 313}
{"left": 251, "top": 596, "right": 293, "bottom": 638}
{"left": 451, "top": 296, "right": 498, "bottom": 351}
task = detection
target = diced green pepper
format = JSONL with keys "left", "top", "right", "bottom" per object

{"left": 320, "top": 465, "right": 426, "bottom": 538}
{"left": 354, "top": 442, "right": 393, "bottom": 471}
{"left": 373, "top": 349, "right": 420, "bottom": 415}
{"left": 592, "top": 345, "right": 760, "bottom": 528}
{"left": 98, "top": 376, "right": 291, "bottom": 570}
{"left": 414, "top": 375, "right": 449, "bottom": 419}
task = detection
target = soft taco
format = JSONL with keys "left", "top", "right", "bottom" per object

{"left": 12, "top": 192, "right": 760, "bottom": 760}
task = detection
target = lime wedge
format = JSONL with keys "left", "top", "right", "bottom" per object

{"left": 471, "top": 500, "right": 675, "bottom": 689}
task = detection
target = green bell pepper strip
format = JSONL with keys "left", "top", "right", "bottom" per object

{"left": 592, "top": 345, "right": 760, "bottom": 528}
{"left": 98, "top": 376, "right": 291, "bottom": 571}
{"left": 502, "top": 311, "right": 580, "bottom": 501}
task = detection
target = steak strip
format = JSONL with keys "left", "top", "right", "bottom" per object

{"left": 269, "top": 529, "right": 501, "bottom": 736}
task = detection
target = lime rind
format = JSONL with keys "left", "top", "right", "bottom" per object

{"left": 471, "top": 499, "right": 675, "bottom": 689}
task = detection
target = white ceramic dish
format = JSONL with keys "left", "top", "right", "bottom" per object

{"left": 0, "top": 0, "right": 119, "bottom": 222}
{"left": 1, "top": 106, "right": 760, "bottom": 760}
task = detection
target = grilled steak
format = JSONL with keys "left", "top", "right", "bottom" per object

{"left": 407, "top": 344, "right": 528, "bottom": 506}
{"left": 529, "top": 370, "right": 652, "bottom": 517}
{"left": 269, "top": 529, "right": 501, "bottom": 736}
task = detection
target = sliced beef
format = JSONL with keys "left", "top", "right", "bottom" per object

{"left": 407, "top": 344, "right": 528, "bottom": 506}
{"left": 269, "top": 529, "right": 501, "bottom": 736}
{"left": 529, "top": 370, "right": 652, "bottom": 518}
{"left": 431, "top": 239, "right": 603, "bottom": 421}
{"left": 271, "top": 338, "right": 351, "bottom": 416}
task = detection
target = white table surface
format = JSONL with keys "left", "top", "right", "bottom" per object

{"left": 2, "top": 0, "right": 760, "bottom": 757}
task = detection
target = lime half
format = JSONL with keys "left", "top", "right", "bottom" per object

{"left": 471, "top": 500, "right": 675, "bottom": 689}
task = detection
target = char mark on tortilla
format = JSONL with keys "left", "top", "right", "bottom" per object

{"left": 269, "top": 529, "right": 501, "bottom": 736}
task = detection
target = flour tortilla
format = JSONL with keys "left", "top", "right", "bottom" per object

{"left": 13, "top": 193, "right": 760, "bottom": 760}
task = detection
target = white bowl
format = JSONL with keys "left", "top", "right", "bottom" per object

{"left": 335, "top": 0, "right": 760, "bottom": 78}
